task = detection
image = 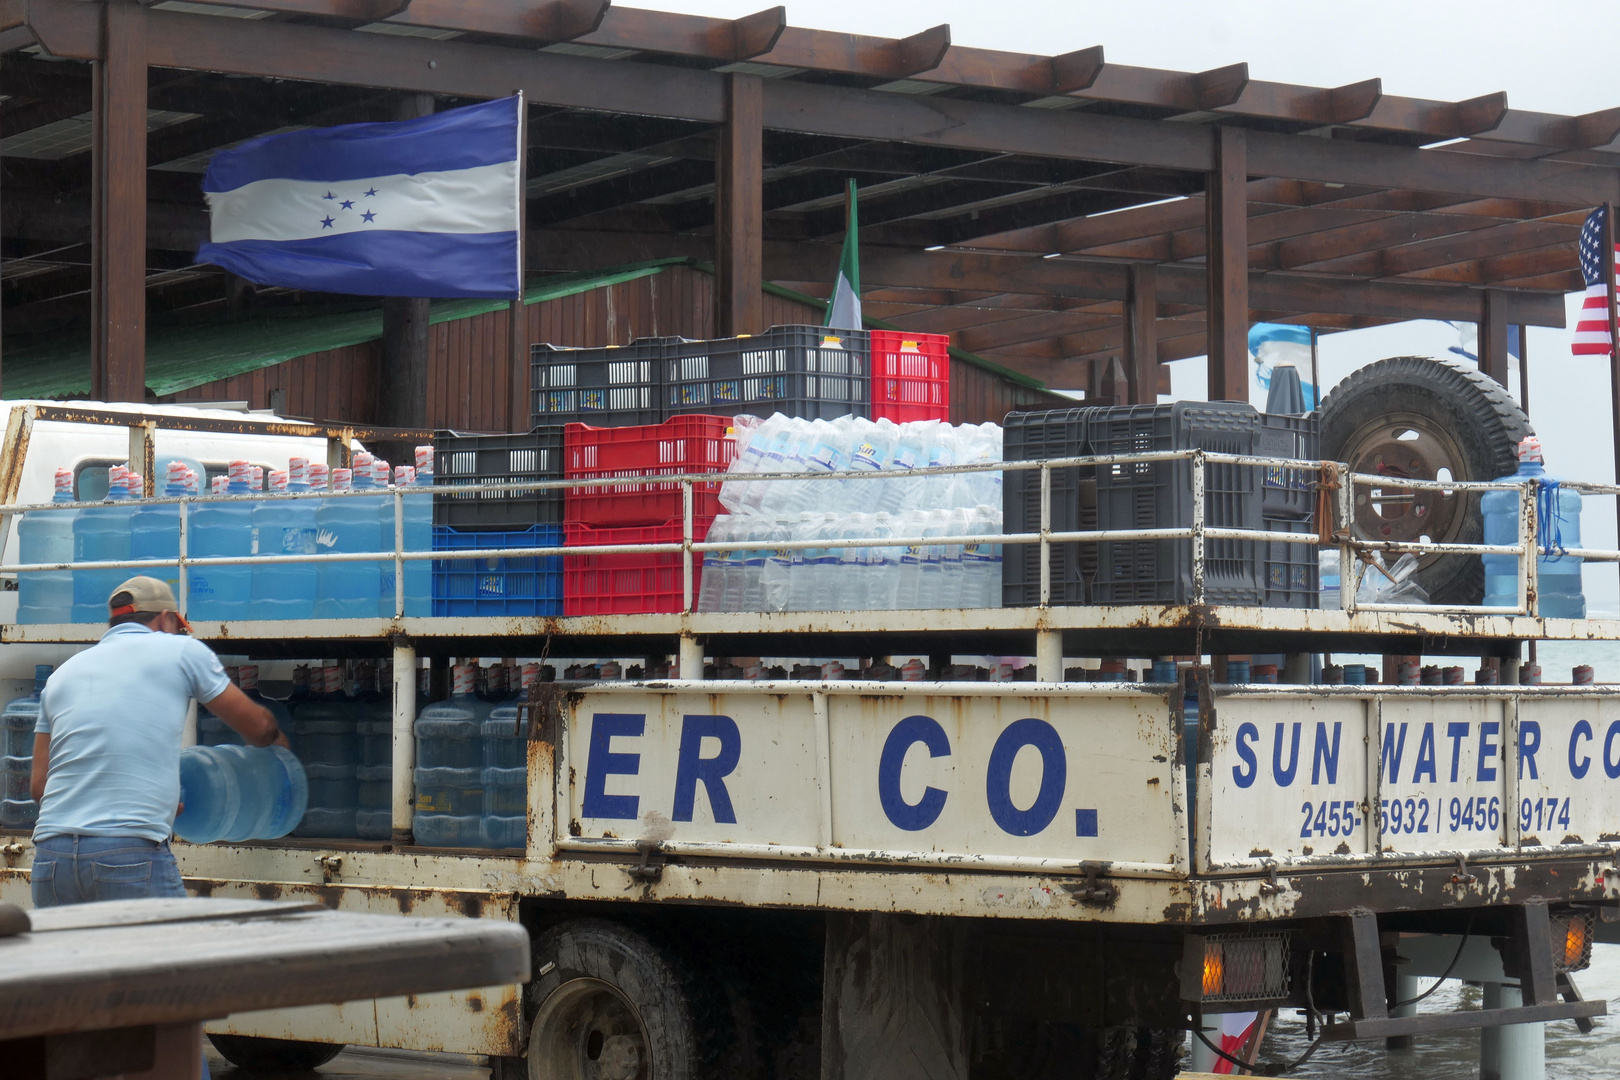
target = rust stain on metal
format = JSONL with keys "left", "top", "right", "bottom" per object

{"left": 467, "top": 995, "right": 484, "bottom": 1013}
{"left": 251, "top": 881, "right": 283, "bottom": 901}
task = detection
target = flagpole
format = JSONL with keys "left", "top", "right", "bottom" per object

{"left": 508, "top": 90, "right": 527, "bottom": 434}
{"left": 1604, "top": 201, "right": 1620, "bottom": 599}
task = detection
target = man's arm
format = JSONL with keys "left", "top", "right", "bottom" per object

{"left": 29, "top": 733, "right": 49, "bottom": 803}
{"left": 203, "top": 685, "right": 289, "bottom": 748}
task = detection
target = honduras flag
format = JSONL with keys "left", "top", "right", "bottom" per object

{"left": 197, "top": 96, "right": 522, "bottom": 299}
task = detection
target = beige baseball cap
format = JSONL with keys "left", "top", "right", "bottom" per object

{"left": 109, "top": 576, "right": 179, "bottom": 616}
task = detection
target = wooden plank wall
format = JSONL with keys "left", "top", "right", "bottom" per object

{"left": 166, "top": 266, "right": 1073, "bottom": 430}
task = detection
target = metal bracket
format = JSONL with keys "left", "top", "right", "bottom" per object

{"left": 624, "top": 840, "right": 665, "bottom": 884}
{"left": 1451, "top": 854, "right": 1477, "bottom": 886}
{"left": 1, "top": 842, "right": 24, "bottom": 867}
{"left": 1259, "top": 862, "right": 1285, "bottom": 896}
{"left": 317, "top": 855, "right": 343, "bottom": 883}
{"left": 1062, "top": 862, "right": 1119, "bottom": 907}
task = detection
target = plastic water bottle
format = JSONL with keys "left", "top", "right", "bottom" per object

{"left": 71, "top": 465, "right": 136, "bottom": 623}
{"left": 189, "top": 460, "right": 255, "bottom": 622}
{"left": 130, "top": 461, "right": 190, "bottom": 601}
{"left": 19, "top": 470, "right": 77, "bottom": 625}
{"left": 291, "top": 665, "right": 360, "bottom": 839}
{"left": 732, "top": 518, "right": 767, "bottom": 613}
{"left": 895, "top": 511, "right": 925, "bottom": 610}
{"left": 938, "top": 508, "right": 968, "bottom": 608}
{"left": 867, "top": 512, "right": 900, "bottom": 611}
{"left": 353, "top": 662, "right": 394, "bottom": 841}
{"left": 915, "top": 510, "right": 948, "bottom": 609}
{"left": 1482, "top": 436, "right": 1586, "bottom": 617}
{"left": 1319, "top": 549, "right": 1342, "bottom": 610}
{"left": 481, "top": 662, "right": 536, "bottom": 849}
{"left": 198, "top": 667, "right": 246, "bottom": 747}
{"left": 960, "top": 506, "right": 998, "bottom": 609}
{"left": 404, "top": 448, "right": 435, "bottom": 617}
{"left": 252, "top": 459, "right": 318, "bottom": 622}
{"left": 698, "top": 516, "right": 734, "bottom": 612}
{"left": 788, "top": 513, "right": 825, "bottom": 611}
{"left": 414, "top": 663, "right": 490, "bottom": 848}
{"left": 1, "top": 666, "right": 51, "bottom": 829}
{"left": 315, "top": 467, "right": 380, "bottom": 619}
{"left": 173, "top": 743, "right": 308, "bottom": 844}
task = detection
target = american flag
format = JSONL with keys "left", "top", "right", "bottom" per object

{"left": 1573, "top": 205, "right": 1619, "bottom": 356}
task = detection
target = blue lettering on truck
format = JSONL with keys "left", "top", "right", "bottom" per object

{"left": 579, "top": 710, "right": 1103, "bottom": 840}
{"left": 878, "top": 714, "right": 951, "bottom": 831}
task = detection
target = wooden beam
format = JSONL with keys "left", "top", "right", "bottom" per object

{"left": 1125, "top": 263, "right": 1157, "bottom": 404}
{"left": 1479, "top": 288, "right": 1510, "bottom": 388}
{"left": 1194, "top": 63, "right": 1249, "bottom": 110}
{"left": 91, "top": 0, "right": 147, "bottom": 404}
{"left": 20, "top": 2, "right": 1591, "bottom": 208}
{"left": 728, "top": 6, "right": 786, "bottom": 62}
{"left": 1206, "top": 125, "right": 1247, "bottom": 402}
{"left": 715, "top": 73, "right": 764, "bottom": 336}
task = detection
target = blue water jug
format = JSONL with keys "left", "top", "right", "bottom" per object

{"left": 0, "top": 665, "right": 51, "bottom": 829}
{"left": 365, "top": 457, "right": 398, "bottom": 618}
{"left": 1482, "top": 437, "right": 1585, "bottom": 618}
{"left": 315, "top": 461, "right": 385, "bottom": 619}
{"left": 291, "top": 665, "right": 360, "bottom": 838}
{"left": 189, "top": 460, "right": 256, "bottom": 622}
{"left": 400, "top": 454, "right": 433, "bottom": 618}
{"left": 173, "top": 743, "right": 308, "bottom": 843}
{"left": 414, "top": 663, "right": 489, "bottom": 847}
{"left": 72, "top": 465, "right": 137, "bottom": 624}
{"left": 19, "top": 470, "right": 78, "bottom": 625}
{"left": 353, "top": 663, "right": 394, "bottom": 840}
{"left": 130, "top": 460, "right": 192, "bottom": 600}
{"left": 250, "top": 461, "right": 318, "bottom": 621}
{"left": 482, "top": 663, "right": 535, "bottom": 848}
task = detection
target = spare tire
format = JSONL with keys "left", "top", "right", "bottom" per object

{"left": 1319, "top": 355, "right": 1532, "bottom": 605}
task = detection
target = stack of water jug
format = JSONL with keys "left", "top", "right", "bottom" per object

{"left": 414, "top": 661, "right": 536, "bottom": 849}
{"left": 16, "top": 448, "right": 437, "bottom": 624}
{"left": 698, "top": 416, "right": 1006, "bottom": 612}
{"left": 1, "top": 665, "right": 51, "bottom": 829}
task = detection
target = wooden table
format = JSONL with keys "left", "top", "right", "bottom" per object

{"left": 0, "top": 897, "right": 530, "bottom": 1080}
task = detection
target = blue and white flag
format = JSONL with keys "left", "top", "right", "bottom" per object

{"left": 197, "top": 96, "right": 522, "bottom": 299}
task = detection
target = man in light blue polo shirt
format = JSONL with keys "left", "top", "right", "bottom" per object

{"left": 28, "top": 575, "right": 286, "bottom": 907}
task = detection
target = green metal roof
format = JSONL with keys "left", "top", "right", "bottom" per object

{"left": 0, "top": 257, "right": 1045, "bottom": 398}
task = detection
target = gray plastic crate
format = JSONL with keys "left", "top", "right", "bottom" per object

{"left": 1001, "top": 407, "right": 1097, "bottom": 606}
{"left": 1258, "top": 412, "right": 1319, "bottom": 520}
{"left": 1089, "top": 401, "right": 1264, "bottom": 606}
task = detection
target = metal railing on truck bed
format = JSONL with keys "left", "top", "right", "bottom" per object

{"left": 0, "top": 403, "right": 1615, "bottom": 643}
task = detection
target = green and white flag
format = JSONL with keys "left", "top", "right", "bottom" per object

{"left": 825, "top": 179, "right": 861, "bottom": 331}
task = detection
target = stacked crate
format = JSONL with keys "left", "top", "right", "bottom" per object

{"left": 561, "top": 415, "right": 738, "bottom": 615}
{"left": 1002, "top": 402, "right": 1315, "bottom": 608}
{"left": 431, "top": 429, "right": 565, "bottom": 616}
{"left": 1257, "top": 412, "right": 1321, "bottom": 608}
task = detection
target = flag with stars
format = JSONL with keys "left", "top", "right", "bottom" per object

{"left": 1572, "top": 205, "right": 1619, "bottom": 356}
{"left": 196, "top": 96, "right": 521, "bottom": 299}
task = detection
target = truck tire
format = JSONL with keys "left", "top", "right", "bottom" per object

{"left": 206, "top": 1034, "right": 344, "bottom": 1071}
{"left": 1319, "top": 354, "right": 1532, "bottom": 605}
{"left": 525, "top": 919, "right": 703, "bottom": 1080}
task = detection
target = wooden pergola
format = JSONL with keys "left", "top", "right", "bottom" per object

{"left": 1, "top": 0, "right": 1616, "bottom": 426}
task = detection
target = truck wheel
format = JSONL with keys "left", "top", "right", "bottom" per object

{"left": 525, "top": 919, "right": 701, "bottom": 1080}
{"left": 1319, "top": 354, "right": 1531, "bottom": 605}
{"left": 206, "top": 1034, "right": 344, "bottom": 1070}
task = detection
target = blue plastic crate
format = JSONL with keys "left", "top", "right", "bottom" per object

{"left": 432, "top": 525, "right": 563, "bottom": 617}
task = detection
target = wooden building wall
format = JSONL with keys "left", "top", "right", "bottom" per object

{"left": 168, "top": 265, "right": 1071, "bottom": 430}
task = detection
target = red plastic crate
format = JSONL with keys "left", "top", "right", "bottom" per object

{"left": 564, "top": 415, "right": 739, "bottom": 526}
{"left": 564, "top": 518, "right": 714, "bottom": 616}
{"left": 870, "top": 329, "right": 950, "bottom": 423}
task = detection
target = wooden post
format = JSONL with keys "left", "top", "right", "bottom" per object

{"left": 90, "top": 0, "right": 148, "bottom": 403}
{"left": 1480, "top": 288, "right": 1510, "bottom": 387}
{"left": 715, "top": 72, "right": 764, "bottom": 337}
{"left": 1205, "top": 126, "right": 1248, "bottom": 403}
{"left": 1517, "top": 322, "right": 1529, "bottom": 414}
{"left": 508, "top": 92, "right": 529, "bottom": 434}
{"left": 379, "top": 92, "right": 435, "bottom": 429}
{"left": 1124, "top": 263, "right": 1158, "bottom": 404}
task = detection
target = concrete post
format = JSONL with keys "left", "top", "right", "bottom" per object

{"left": 1034, "top": 630, "right": 1063, "bottom": 682}
{"left": 391, "top": 641, "right": 417, "bottom": 845}
{"left": 679, "top": 635, "right": 704, "bottom": 680}
{"left": 1386, "top": 970, "right": 1420, "bottom": 1054}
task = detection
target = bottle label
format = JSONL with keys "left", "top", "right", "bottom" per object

{"left": 283, "top": 527, "right": 318, "bottom": 555}
{"left": 852, "top": 443, "right": 881, "bottom": 470}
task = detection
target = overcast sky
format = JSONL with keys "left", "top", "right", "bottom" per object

{"left": 654, "top": 1, "right": 1620, "bottom": 609}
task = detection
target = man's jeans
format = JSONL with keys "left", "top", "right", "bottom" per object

{"left": 30, "top": 835, "right": 186, "bottom": 907}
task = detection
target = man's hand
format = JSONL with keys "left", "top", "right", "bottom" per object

{"left": 203, "top": 684, "right": 284, "bottom": 748}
